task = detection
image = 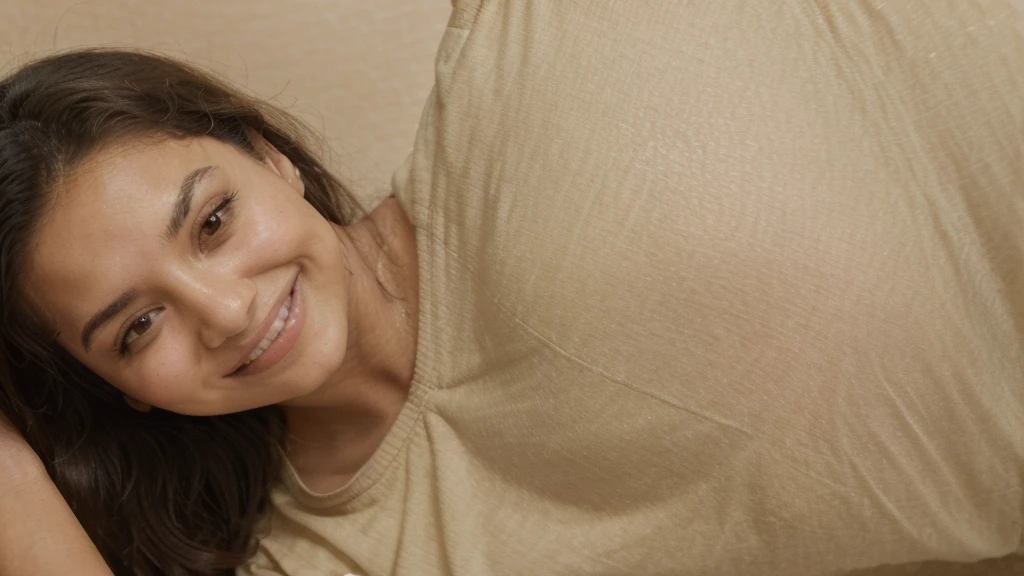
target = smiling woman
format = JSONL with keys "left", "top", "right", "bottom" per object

{"left": 31, "top": 134, "right": 336, "bottom": 416}
{"left": 0, "top": 48, "right": 417, "bottom": 575}
{"left": 3, "top": 2, "right": 1024, "bottom": 576}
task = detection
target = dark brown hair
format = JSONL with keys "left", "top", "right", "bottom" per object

{"left": 0, "top": 48, "right": 364, "bottom": 575}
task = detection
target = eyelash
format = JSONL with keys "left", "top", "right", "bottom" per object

{"left": 116, "top": 309, "right": 158, "bottom": 357}
{"left": 115, "top": 189, "right": 238, "bottom": 357}
{"left": 196, "top": 189, "right": 238, "bottom": 247}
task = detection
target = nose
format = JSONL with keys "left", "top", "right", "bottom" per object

{"left": 169, "top": 268, "right": 256, "bottom": 349}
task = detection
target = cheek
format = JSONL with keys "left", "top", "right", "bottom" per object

{"left": 242, "top": 199, "right": 311, "bottom": 258}
{"left": 229, "top": 222, "right": 301, "bottom": 283}
{"left": 116, "top": 340, "right": 202, "bottom": 410}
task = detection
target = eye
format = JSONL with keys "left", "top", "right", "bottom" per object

{"left": 197, "top": 190, "right": 237, "bottom": 248}
{"left": 118, "top": 309, "right": 161, "bottom": 356}
{"left": 201, "top": 211, "right": 222, "bottom": 236}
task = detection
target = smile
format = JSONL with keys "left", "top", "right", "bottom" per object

{"left": 229, "top": 274, "right": 304, "bottom": 377}
{"left": 242, "top": 293, "right": 292, "bottom": 366}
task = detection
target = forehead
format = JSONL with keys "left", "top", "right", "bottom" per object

{"left": 27, "top": 136, "right": 227, "bottom": 332}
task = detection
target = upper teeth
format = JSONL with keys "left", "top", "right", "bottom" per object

{"left": 246, "top": 295, "right": 292, "bottom": 363}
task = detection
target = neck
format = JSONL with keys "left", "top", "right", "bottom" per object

{"left": 281, "top": 198, "right": 418, "bottom": 493}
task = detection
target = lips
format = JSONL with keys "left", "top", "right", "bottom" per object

{"left": 228, "top": 274, "right": 299, "bottom": 376}
{"left": 241, "top": 292, "right": 292, "bottom": 366}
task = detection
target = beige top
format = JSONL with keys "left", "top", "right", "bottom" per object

{"left": 239, "top": 1, "right": 1024, "bottom": 574}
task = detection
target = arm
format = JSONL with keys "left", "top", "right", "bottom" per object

{"left": 0, "top": 416, "right": 113, "bottom": 576}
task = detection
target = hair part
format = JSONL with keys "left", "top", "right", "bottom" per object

{"left": 0, "top": 48, "right": 364, "bottom": 575}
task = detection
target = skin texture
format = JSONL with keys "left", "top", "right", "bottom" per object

{"left": 26, "top": 134, "right": 418, "bottom": 493}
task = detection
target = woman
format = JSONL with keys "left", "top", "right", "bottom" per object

{"left": 2, "top": 2, "right": 1024, "bottom": 575}
{"left": 0, "top": 46, "right": 418, "bottom": 574}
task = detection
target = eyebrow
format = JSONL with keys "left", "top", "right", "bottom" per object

{"left": 164, "top": 165, "right": 218, "bottom": 241}
{"left": 80, "top": 164, "right": 217, "bottom": 353}
{"left": 80, "top": 288, "right": 138, "bottom": 352}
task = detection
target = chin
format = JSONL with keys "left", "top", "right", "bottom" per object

{"left": 275, "top": 337, "right": 349, "bottom": 407}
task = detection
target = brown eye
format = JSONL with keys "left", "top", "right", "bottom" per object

{"left": 201, "top": 212, "right": 222, "bottom": 236}
{"left": 132, "top": 314, "right": 153, "bottom": 336}
{"left": 120, "top": 310, "right": 159, "bottom": 354}
{"left": 198, "top": 192, "right": 236, "bottom": 244}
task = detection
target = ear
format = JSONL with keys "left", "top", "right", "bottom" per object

{"left": 243, "top": 126, "right": 305, "bottom": 197}
{"left": 123, "top": 394, "right": 152, "bottom": 413}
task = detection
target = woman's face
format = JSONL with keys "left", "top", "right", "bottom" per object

{"left": 27, "top": 135, "right": 352, "bottom": 416}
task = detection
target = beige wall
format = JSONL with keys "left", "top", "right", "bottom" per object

{"left": 1, "top": 0, "right": 452, "bottom": 207}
